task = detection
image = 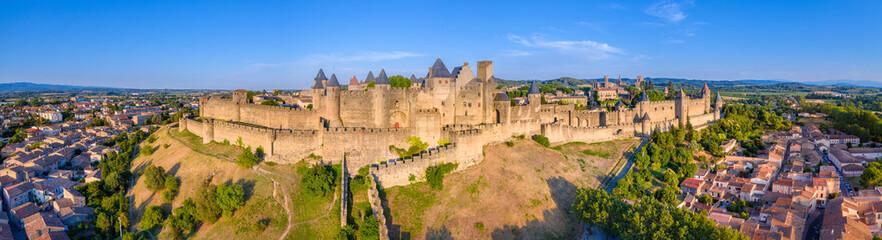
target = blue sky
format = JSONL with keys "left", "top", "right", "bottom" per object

{"left": 1, "top": 1, "right": 880, "bottom": 90}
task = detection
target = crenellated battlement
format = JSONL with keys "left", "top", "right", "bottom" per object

{"left": 323, "top": 126, "right": 409, "bottom": 133}
{"left": 372, "top": 143, "right": 456, "bottom": 172}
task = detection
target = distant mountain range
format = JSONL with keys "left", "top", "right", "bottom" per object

{"left": 0, "top": 82, "right": 122, "bottom": 92}
{"left": 2, "top": 78, "right": 880, "bottom": 93}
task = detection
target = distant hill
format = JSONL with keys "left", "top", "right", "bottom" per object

{"left": 498, "top": 77, "right": 882, "bottom": 89}
{"left": 0, "top": 82, "right": 121, "bottom": 92}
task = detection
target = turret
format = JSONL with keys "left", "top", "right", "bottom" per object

{"left": 313, "top": 69, "right": 328, "bottom": 89}
{"left": 375, "top": 69, "right": 390, "bottom": 89}
{"left": 527, "top": 81, "right": 541, "bottom": 105}
{"left": 640, "top": 91, "right": 649, "bottom": 102}
{"left": 714, "top": 92, "right": 723, "bottom": 120}
{"left": 365, "top": 71, "right": 375, "bottom": 83}
{"left": 701, "top": 83, "right": 711, "bottom": 98}
{"left": 642, "top": 112, "right": 651, "bottom": 136}
{"left": 325, "top": 74, "right": 342, "bottom": 126}
{"left": 349, "top": 76, "right": 359, "bottom": 86}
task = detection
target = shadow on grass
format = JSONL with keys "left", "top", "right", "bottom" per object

{"left": 489, "top": 176, "right": 581, "bottom": 240}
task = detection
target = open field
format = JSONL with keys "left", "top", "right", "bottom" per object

{"left": 383, "top": 138, "right": 639, "bottom": 239}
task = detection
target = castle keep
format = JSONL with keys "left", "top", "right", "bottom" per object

{"left": 180, "top": 59, "right": 722, "bottom": 186}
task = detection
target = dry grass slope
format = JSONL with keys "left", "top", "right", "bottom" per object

{"left": 129, "top": 127, "right": 290, "bottom": 239}
{"left": 384, "top": 138, "right": 638, "bottom": 240}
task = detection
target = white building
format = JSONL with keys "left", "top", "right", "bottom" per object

{"left": 39, "top": 111, "right": 62, "bottom": 122}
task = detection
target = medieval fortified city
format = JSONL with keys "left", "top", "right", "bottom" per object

{"left": 1, "top": 1, "right": 880, "bottom": 240}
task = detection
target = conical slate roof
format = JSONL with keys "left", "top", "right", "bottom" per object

{"left": 375, "top": 69, "right": 390, "bottom": 85}
{"left": 431, "top": 58, "right": 452, "bottom": 78}
{"left": 528, "top": 81, "right": 541, "bottom": 95}
{"left": 494, "top": 92, "right": 511, "bottom": 102}
{"left": 640, "top": 91, "right": 649, "bottom": 102}
{"left": 326, "top": 74, "right": 340, "bottom": 87}
{"left": 643, "top": 112, "right": 651, "bottom": 121}
{"left": 349, "top": 76, "right": 359, "bottom": 85}
{"left": 410, "top": 74, "right": 417, "bottom": 82}
{"left": 715, "top": 92, "right": 722, "bottom": 102}
{"left": 678, "top": 89, "right": 686, "bottom": 98}
{"left": 314, "top": 69, "right": 328, "bottom": 81}
{"left": 365, "top": 71, "right": 375, "bottom": 83}
{"left": 616, "top": 101, "right": 625, "bottom": 107}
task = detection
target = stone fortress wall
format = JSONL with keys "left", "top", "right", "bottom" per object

{"left": 179, "top": 59, "right": 724, "bottom": 187}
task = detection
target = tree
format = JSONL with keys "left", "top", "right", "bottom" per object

{"left": 359, "top": 214, "right": 380, "bottom": 240}
{"left": 699, "top": 194, "right": 713, "bottom": 205}
{"left": 425, "top": 163, "right": 457, "bottom": 190}
{"left": 301, "top": 165, "right": 337, "bottom": 197}
{"left": 215, "top": 183, "right": 245, "bottom": 216}
{"left": 193, "top": 184, "right": 222, "bottom": 223}
{"left": 140, "top": 206, "right": 165, "bottom": 230}
{"left": 532, "top": 135, "right": 550, "bottom": 147}
{"left": 143, "top": 165, "right": 167, "bottom": 192}
{"left": 389, "top": 75, "right": 412, "bottom": 88}
{"left": 260, "top": 100, "right": 279, "bottom": 106}
{"left": 861, "top": 162, "right": 882, "bottom": 187}
{"left": 236, "top": 147, "right": 259, "bottom": 169}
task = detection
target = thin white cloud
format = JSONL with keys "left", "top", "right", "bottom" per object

{"left": 242, "top": 51, "right": 423, "bottom": 72}
{"left": 577, "top": 22, "right": 609, "bottom": 34}
{"left": 645, "top": 1, "right": 691, "bottom": 23}
{"left": 507, "top": 34, "right": 622, "bottom": 60}
{"left": 600, "top": 3, "right": 627, "bottom": 10}
{"left": 501, "top": 50, "right": 533, "bottom": 57}
{"left": 306, "top": 51, "right": 423, "bottom": 63}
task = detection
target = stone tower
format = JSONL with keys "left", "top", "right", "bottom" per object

{"left": 492, "top": 93, "right": 510, "bottom": 124}
{"left": 478, "top": 60, "right": 495, "bottom": 124}
{"left": 714, "top": 92, "right": 723, "bottom": 120}
{"left": 325, "top": 73, "right": 342, "bottom": 126}
{"left": 232, "top": 89, "right": 248, "bottom": 104}
{"left": 675, "top": 89, "right": 688, "bottom": 126}
{"left": 373, "top": 69, "right": 391, "bottom": 127}
{"left": 527, "top": 81, "right": 541, "bottom": 112}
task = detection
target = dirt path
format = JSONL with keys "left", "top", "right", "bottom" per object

{"left": 253, "top": 167, "right": 294, "bottom": 240}
{"left": 166, "top": 125, "right": 339, "bottom": 240}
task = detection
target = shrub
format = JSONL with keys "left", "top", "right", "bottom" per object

{"left": 193, "top": 184, "right": 222, "bottom": 223}
{"left": 301, "top": 165, "right": 337, "bottom": 197}
{"left": 475, "top": 222, "right": 485, "bottom": 231}
{"left": 140, "top": 206, "right": 165, "bottom": 230}
{"left": 437, "top": 138, "right": 450, "bottom": 147}
{"left": 215, "top": 183, "right": 245, "bottom": 217}
{"left": 425, "top": 163, "right": 457, "bottom": 190}
{"left": 505, "top": 141, "right": 514, "bottom": 147}
{"left": 163, "top": 143, "right": 170, "bottom": 149}
{"left": 408, "top": 174, "right": 416, "bottom": 182}
{"left": 147, "top": 135, "right": 157, "bottom": 143}
{"left": 236, "top": 147, "right": 259, "bottom": 169}
{"left": 532, "top": 135, "right": 550, "bottom": 148}
{"left": 140, "top": 145, "right": 155, "bottom": 156}
{"left": 358, "top": 214, "right": 380, "bottom": 240}
{"left": 143, "top": 165, "right": 167, "bottom": 192}
{"left": 163, "top": 190, "right": 176, "bottom": 203}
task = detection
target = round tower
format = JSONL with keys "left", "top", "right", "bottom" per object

{"left": 325, "top": 73, "right": 342, "bottom": 126}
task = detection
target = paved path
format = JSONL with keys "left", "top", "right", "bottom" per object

{"left": 604, "top": 138, "right": 649, "bottom": 193}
